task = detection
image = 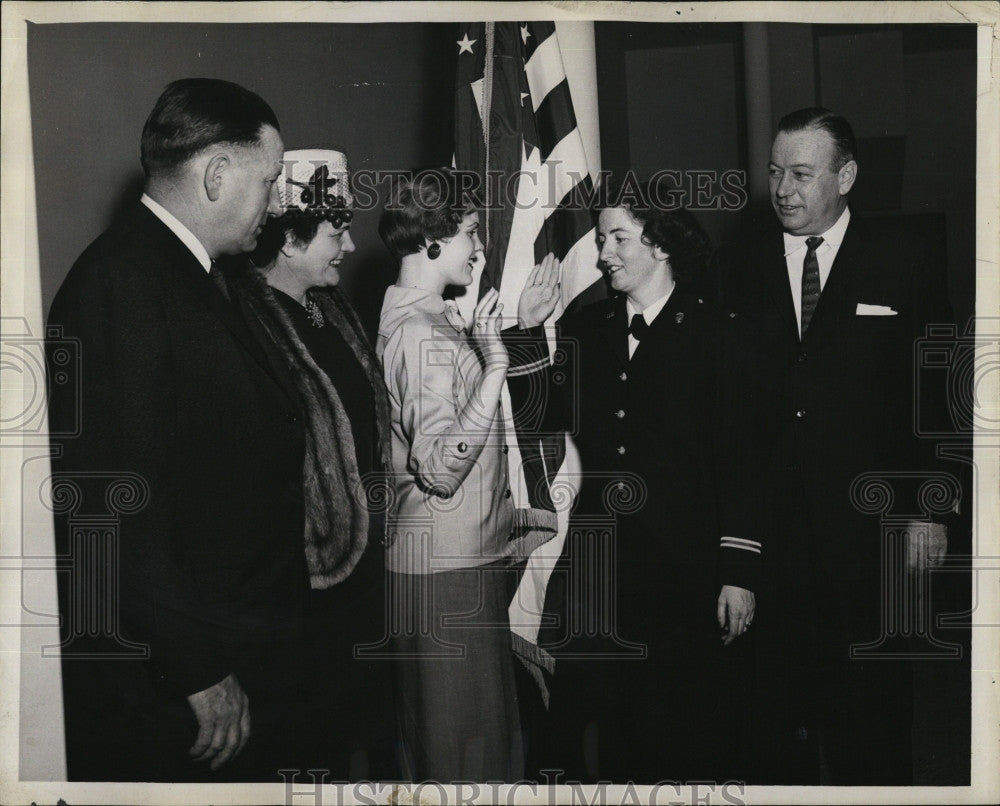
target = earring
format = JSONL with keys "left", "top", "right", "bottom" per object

{"left": 427, "top": 242, "right": 441, "bottom": 260}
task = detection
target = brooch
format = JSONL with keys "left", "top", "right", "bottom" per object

{"left": 305, "top": 296, "right": 326, "bottom": 328}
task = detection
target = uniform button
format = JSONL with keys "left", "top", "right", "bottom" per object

{"left": 617, "top": 445, "right": 626, "bottom": 455}
{"left": 796, "top": 409, "right": 806, "bottom": 419}
{"left": 620, "top": 372, "right": 628, "bottom": 381}
{"left": 504, "top": 489, "right": 512, "bottom": 498}
{"left": 729, "top": 312, "right": 737, "bottom": 319}
{"left": 457, "top": 442, "right": 468, "bottom": 453}
{"left": 615, "top": 409, "right": 625, "bottom": 419}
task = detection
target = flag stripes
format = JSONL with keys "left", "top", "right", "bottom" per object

{"left": 534, "top": 79, "right": 580, "bottom": 161}
{"left": 452, "top": 21, "right": 603, "bottom": 686}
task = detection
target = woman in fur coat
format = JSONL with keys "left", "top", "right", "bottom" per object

{"left": 231, "top": 149, "right": 397, "bottom": 779}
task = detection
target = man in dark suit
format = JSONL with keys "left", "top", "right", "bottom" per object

{"left": 46, "top": 79, "right": 310, "bottom": 781}
{"left": 713, "top": 108, "right": 954, "bottom": 784}
{"left": 506, "top": 187, "right": 726, "bottom": 782}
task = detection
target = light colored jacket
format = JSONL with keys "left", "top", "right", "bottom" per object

{"left": 377, "top": 285, "right": 555, "bottom": 574}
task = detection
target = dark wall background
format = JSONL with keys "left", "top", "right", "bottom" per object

{"left": 29, "top": 21, "right": 976, "bottom": 333}
{"left": 28, "top": 22, "right": 456, "bottom": 331}
{"left": 596, "top": 22, "right": 976, "bottom": 331}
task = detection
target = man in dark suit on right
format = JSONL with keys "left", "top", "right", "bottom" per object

{"left": 714, "top": 108, "right": 954, "bottom": 784}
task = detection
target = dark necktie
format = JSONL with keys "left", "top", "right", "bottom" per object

{"left": 209, "top": 259, "right": 231, "bottom": 302}
{"left": 628, "top": 313, "right": 648, "bottom": 341}
{"left": 800, "top": 236, "right": 823, "bottom": 337}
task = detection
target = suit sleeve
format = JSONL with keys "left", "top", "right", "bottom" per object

{"left": 711, "top": 245, "right": 763, "bottom": 592}
{"left": 47, "top": 256, "right": 233, "bottom": 697}
{"left": 907, "top": 226, "right": 959, "bottom": 522}
{"left": 503, "top": 318, "right": 577, "bottom": 439}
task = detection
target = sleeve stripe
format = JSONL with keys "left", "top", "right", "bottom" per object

{"left": 720, "top": 537, "right": 762, "bottom": 554}
{"left": 507, "top": 356, "right": 550, "bottom": 377}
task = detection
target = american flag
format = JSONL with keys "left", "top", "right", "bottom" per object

{"left": 452, "top": 21, "right": 602, "bottom": 697}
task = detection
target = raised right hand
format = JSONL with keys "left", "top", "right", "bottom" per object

{"left": 517, "top": 253, "right": 561, "bottom": 328}
{"left": 187, "top": 672, "right": 250, "bottom": 770}
{"left": 471, "top": 288, "right": 508, "bottom": 369}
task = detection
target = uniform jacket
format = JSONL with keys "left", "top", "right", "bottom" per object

{"left": 505, "top": 288, "right": 723, "bottom": 659}
{"left": 507, "top": 289, "right": 720, "bottom": 550}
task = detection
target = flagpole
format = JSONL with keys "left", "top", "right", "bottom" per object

{"left": 482, "top": 22, "right": 495, "bottom": 267}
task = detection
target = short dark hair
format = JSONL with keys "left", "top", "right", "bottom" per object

{"left": 378, "top": 168, "right": 474, "bottom": 262}
{"left": 777, "top": 107, "right": 857, "bottom": 171}
{"left": 596, "top": 177, "right": 711, "bottom": 287}
{"left": 140, "top": 78, "right": 280, "bottom": 178}
{"left": 251, "top": 206, "right": 353, "bottom": 267}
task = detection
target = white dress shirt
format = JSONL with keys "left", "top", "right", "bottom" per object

{"left": 782, "top": 205, "right": 851, "bottom": 335}
{"left": 626, "top": 285, "right": 675, "bottom": 359}
{"left": 141, "top": 193, "right": 212, "bottom": 273}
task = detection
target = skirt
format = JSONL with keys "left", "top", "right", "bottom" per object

{"left": 389, "top": 558, "right": 524, "bottom": 782}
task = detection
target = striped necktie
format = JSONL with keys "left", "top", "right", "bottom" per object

{"left": 800, "top": 236, "right": 823, "bottom": 338}
{"left": 209, "top": 259, "right": 231, "bottom": 302}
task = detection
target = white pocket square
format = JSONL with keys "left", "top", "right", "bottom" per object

{"left": 856, "top": 303, "right": 897, "bottom": 316}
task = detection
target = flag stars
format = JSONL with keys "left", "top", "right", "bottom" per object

{"left": 521, "top": 24, "right": 531, "bottom": 45}
{"left": 457, "top": 33, "right": 476, "bottom": 55}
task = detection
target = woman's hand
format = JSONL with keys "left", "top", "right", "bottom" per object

{"left": 471, "top": 288, "right": 508, "bottom": 369}
{"left": 517, "top": 253, "right": 561, "bottom": 329}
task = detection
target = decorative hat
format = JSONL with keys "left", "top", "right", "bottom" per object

{"left": 278, "top": 149, "right": 354, "bottom": 217}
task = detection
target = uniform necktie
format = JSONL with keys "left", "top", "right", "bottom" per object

{"left": 800, "top": 236, "right": 823, "bottom": 337}
{"left": 628, "top": 313, "right": 648, "bottom": 341}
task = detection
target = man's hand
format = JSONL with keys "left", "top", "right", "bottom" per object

{"left": 517, "top": 253, "right": 561, "bottom": 329}
{"left": 904, "top": 520, "right": 947, "bottom": 574}
{"left": 717, "top": 584, "right": 756, "bottom": 646}
{"left": 187, "top": 673, "right": 250, "bottom": 770}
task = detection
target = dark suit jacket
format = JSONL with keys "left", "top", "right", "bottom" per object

{"left": 46, "top": 203, "right": 310, "bottom": 778}
{"left": 713, "top": 213, "right": 953, "bottom": 597}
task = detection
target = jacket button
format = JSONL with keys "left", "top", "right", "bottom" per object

{"left": 504, "top": 489, "right": 512, "bottom": 498}
{"left": 502, "top": 445, "right": 509, "bottom": 455}
{"left": 796, "top": 409, "right": 806, "bottom": 419}
{"left": 619, "top": 371, "right": 628, "bottom": 382}
{"left": 286, "top": 413, "right": 298, "bottom": 424}
{"left": 457, "top": 442, "right": 468, "bottom": 453}
{"left": 615, "top": 409, "right": 625, "bottom": 419}
{"left": 797, "top": 352, "right": 807, "bottom": 363}
{"left": 617, "top": 445, "right": 626, "bottom": 455}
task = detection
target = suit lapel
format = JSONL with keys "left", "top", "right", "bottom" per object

{"left": 134, "top": 205, "right": 294, "bottom": 398}
{"left": 764, "top": 228, "right": 801, "bottom": 346}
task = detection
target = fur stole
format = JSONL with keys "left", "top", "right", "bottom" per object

{"left": 233, "top": 266, "right": 393, "bottom": 588}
